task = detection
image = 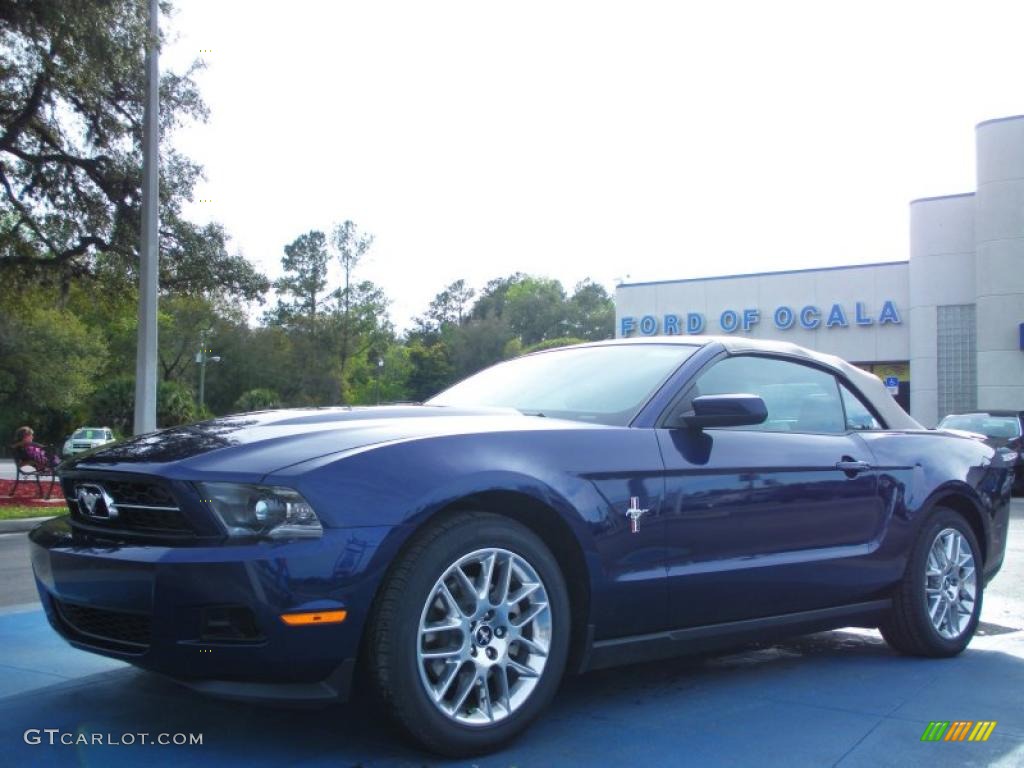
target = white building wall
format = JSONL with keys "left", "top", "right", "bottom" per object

{"left": 908, "top": 193, "right": 976, "bottom": 426}
{"left": 614, "top": 114, "right": 1024, "bottom": 426}
{"left": 615, "top": 263, "right": 910, "bottom": 364}
{"left": 975, "top": 116, "right": 1024, "bottom": 411}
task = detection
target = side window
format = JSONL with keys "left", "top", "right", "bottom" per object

{"left": 839, "top": 382, "right": 883, "bottom": 430}
{"left": 682, "top": 355, "right": 846, "bottom": 433}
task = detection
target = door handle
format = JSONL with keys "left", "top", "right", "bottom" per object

{"left": 835, "top": 459, "right": 872, "bottom": 473}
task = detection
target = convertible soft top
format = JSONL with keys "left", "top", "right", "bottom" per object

{"left": 583, "top": 336, "right": 923, "bottom": 431}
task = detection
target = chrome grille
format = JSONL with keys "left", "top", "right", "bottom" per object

{"left": 64, "top": 476, "right": 195, "bottom": 537}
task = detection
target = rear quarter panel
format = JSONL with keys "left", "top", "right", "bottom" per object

{"left": 857, "top": 429, "right": 1012, "bottom": 580}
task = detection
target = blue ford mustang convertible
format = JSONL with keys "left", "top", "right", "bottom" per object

{"left": 29, "top": 338, "right": 1013, "bottom": 755}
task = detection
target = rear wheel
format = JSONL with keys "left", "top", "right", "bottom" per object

{"left": 367, "top": 511, "right": 570, "bottom": 756}
{"left": 880, "top": 506, "right": 983, "bottom": 657}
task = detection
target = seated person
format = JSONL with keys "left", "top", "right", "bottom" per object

{"left": 12, "top": 426, "right": 59, "bottom": 471}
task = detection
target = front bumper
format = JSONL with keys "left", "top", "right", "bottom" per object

{"left": 29, "top": 516, "right": 396, "bottom": 703}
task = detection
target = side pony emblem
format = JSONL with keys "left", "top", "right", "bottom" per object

{"left": 626, "top": 496, "right": 648, "bottom": 534}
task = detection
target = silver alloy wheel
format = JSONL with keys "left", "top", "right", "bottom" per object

{"left": 417, "top": 547, "right": 552, "bottom": 726}
{"left": 924, "top": 527, "right": 977, "bottom": 640}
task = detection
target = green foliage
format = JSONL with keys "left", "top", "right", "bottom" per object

{"left": 89, "top": 376, "right": 135, "bottom": 435}
{"left": 88, "top": 375, "right": 198, "bottom": 431}
{"left": 415, "top": 279, "right": 476, "bottom": 334}
{"left": 157, "top": 295, "right": 227, "bottom": 383}
{"left": 157, "top": 380, "right": 196, "bottom": 427}
{"left": 405, "top": 340, "right": 455, "bottom": 401}
{"left": 521, "top": 337, "right": 586, "bottom": 354}
{"left": 566, "top": 279, "right": 615, "bottom": 340}
{"left": 503, "top": 277, "right": 568, "bottom": 345}
{"left": 0, "top": 0, "right": 268, "bottom": 301}
{"left": 345, "top": 345, "right": 413, "bottom": 405}
{"left": 270, "top": 230, "right": 330, "bottom": 327}
{"left": 0, "top": 296, "right": 107, "bottom": 446}
{"left": 402, "top": 273, "right": 614, "bottom": 400}
{"left": 449, "top": 312, "right": 514, "bottom": 377}
{"left": 0, "top": 2, "right": 624, "bottom": 441}
{"left": 234, "top": 388, "right": 281, "bottom": 413}
{"left": 470, "top": 273, "right": 526, "bottom": 321}
{"left": 332, "top": 220, "right": 377, "bottom": 399}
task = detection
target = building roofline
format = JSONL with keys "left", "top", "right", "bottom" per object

{"left": 616, "top": 260, "right": 909, "bottom": 289}
{"left": 976, "top": 114, "right": 1024, "bottom": 129}
{"left": 909, "top": 191, "right": 975, "bottom": 205}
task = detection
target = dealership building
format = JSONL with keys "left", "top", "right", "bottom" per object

{"left": 615, "top": 115, "right": 1024, "bottom": 427}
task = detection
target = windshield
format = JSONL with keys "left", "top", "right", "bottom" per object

{"left": 428, "top": 344, "right": 698, "bottom": 426}
{"left": 73, "top": 429, "right": 104, "bottom": 440}
{"left": 939, "top": 414, "right": 1021, "bottom": 439}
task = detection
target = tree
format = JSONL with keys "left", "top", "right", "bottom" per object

{"left": 157, "top": 380, "right": 196, "bottom": 427}
{"left": 0, "top": 0, "right": 267, "bottom": 301}
{"left": 204, "top": 323, "right": 299, "bottom": 411}
{"left": 566, "top": 279, "right": 615, "bottom": 340}
{"left": 330, "top": 220, "right": 375, "bottom": 400}
{"left": 448, "top": 312, "right": 514, "bottom": 379}
{"left": 156, "top": 295, "right": 223, "bottom": 383}
{"left": 265, "top": 230, "right": 334, "bottom": 400}
{"left": 0, "top": 298, "right": 108, "bottom": 444}
{"left": 345, "top": 343, "right": 412, "bottom": 405}
{"left": 90, "top": 376, "right": 135, "bottom": 434}
{"left": 233, "top": 388, "right": 281, "bottom": 413}
{"left": 271, "top": 230, "right": 329, "bottom": 327}
{"left": 90, "top": 375, "right": 197, "bottom": 430}
{"left": 421, "top": 279, "right": 475, "bottom": 330}
{"left": 521, "top": 337, "right": 585, "bottom": 354}
{"left": 406, "top": 339, "right": 454, "bottom": 401}
{"left": 328, "top": 278, "right": 393, "bottom": 403}
{"left": 470, "top": 273, "right": 526, "bottom": 321}
{"left": 503, "top": 277, "right": 568, "bottom": 345}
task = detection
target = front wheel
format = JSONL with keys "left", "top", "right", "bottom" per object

{"left": 880, "top": 506, "right": 983, "bottom": 657}
{"left": 366, "top": 511, "right": 570, "bottom": 756}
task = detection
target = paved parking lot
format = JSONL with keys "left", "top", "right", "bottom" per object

{"left": 0, "top": 500, "right": 1021, "bottom": 767}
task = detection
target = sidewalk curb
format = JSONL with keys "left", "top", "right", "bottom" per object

{"left": 0, "top": 516, "right": 55, "bottom": 533}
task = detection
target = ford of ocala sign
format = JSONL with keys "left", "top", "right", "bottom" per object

{"left": 620, "top": 300, "right": 902, "bottom": 336}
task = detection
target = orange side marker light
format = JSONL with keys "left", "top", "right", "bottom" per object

{"left": 280, "top": 610, "right": 347, "bottom": 626}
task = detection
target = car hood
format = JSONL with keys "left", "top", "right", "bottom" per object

{"left": 62, "top": 405, "right": 598, "bottom": 478}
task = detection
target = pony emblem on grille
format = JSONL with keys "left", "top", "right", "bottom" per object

{"left": 75, "top": 484, "right": 118, "bottom": 519}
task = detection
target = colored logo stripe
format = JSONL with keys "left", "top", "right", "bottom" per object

{"left": 944, "top": 721, "right": 972, "bottom": 741}
{"left": 969, "top": 722, "right": 997, "bottom": 742}
{"left": 921, "top": 721, "right": 996, "bottom": 742}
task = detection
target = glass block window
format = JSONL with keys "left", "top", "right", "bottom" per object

{"left": 937, "top": 304, "right": 977, "bottom": 418}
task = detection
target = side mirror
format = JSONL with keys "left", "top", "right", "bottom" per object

{"left": 675, "top": 394, "right": 768, "bottom": 430}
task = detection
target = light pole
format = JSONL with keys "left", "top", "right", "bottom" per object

{"left": 196, "top": 345, "right": 221, "bottom": 411}
{"left": 133, "top": 0, "right": 160, "bottom": 435}
{"left": 375, "top": 357, "right": 384, "bottom": 405}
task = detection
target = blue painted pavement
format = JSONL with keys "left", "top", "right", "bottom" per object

{"left": 1, "top": 602, "right": 1022, "bottom": 767}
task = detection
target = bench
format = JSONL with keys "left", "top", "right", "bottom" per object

{"left": 9, "top": 446, "right": 57, "bottom": 500}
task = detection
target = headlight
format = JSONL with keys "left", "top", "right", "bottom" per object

{"left": 195, "top": 483, "right": 322, "bottom": 539}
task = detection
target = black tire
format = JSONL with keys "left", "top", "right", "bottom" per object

{"left": 880, "top": 506, "right": 984, "bottom": 657}
{"left": 366, "top": 510, "right": 570, "bottom": 757}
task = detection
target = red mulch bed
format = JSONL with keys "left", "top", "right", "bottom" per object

{"left": 0, "top": 477, "right": 69, "bottom": 508}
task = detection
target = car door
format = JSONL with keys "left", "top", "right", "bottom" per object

{"left": 655, "top": 354, "right": 887, "bottom": 629}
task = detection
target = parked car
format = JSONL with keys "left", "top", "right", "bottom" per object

{"left": 29, "top": 338, "right": 1012, "bottom": 756}
{"left": 62, "top": 427, "right": 115, "bottom": 457}
{"left": 938, "top": 411, "right": 1024, "bottom": 494}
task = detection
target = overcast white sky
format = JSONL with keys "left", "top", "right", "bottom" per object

{"left": 162, "top": 0, "right": 1024, "bottom": 329}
